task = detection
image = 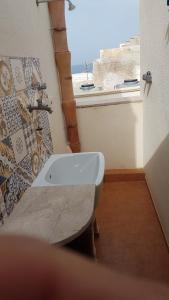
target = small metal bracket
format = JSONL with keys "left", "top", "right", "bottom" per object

{"left": 31, "top": 83, "right": 47, "bottom": 91}
{"left": 142, "top": 71, "right": 152, "bottom": 84}
{"left": 36, "top": 0, "right": 50, "bottom": 6}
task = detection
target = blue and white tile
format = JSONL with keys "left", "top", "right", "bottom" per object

{"left": 1, "top": 95, "right": 22, "bottom": 135}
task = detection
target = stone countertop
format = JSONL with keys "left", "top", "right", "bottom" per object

{"left": 0, "top": 185, "right": 95, "bottom": 245}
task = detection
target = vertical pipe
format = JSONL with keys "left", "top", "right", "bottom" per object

{"left": 48, "top": 0, "right": 81, "bottom": 152}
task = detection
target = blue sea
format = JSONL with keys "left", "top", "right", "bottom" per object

{"left": 72, "top": 64, "right": 93, "bottom": 74}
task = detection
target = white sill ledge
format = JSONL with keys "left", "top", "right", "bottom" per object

{"left": 75, "top": 87, "right": 140, "bottom": 98}
{"left": 75, "top": 89, "right": 142, "bottom": 108}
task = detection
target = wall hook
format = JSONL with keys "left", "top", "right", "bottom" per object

{"left": 142, "top": 71, "right": 152, "bottom": 84}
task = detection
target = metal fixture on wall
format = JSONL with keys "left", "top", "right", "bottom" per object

{"left": 31, "top": 83, "right": 47, "bottom": 91}
{"left": 66, "top": 0, "right": 76, "bottom": 11}
{"left": 27, "top": 99, "right": 53, "bottom": 113}
{"left": 143, "top": 71, "right": 152, "bottom": 96}
{"left": 142, "top": 71, "right": 152, "bottom": 84}
{"left": 27, "top": 83, "right": 53, "bottom": 113}
{"left": 36, "top": 0, "right": 76, "bottom": 11}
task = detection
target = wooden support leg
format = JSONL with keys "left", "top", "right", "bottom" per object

{"left": 65, "top": 221, "right": 96, "bottom": 260}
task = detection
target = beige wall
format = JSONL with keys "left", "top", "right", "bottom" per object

{"left": 0, "top": 0, "right": 67, "bottom": 153}
{"left": 77, "top": 100, "right": 143, "bottom": 169}
{"left": 141, "top": 0, "right": 169, "bottom": 244}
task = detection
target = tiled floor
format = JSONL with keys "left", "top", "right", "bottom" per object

{"left": 95, "top": 181, "right": 169, "bottom": 284}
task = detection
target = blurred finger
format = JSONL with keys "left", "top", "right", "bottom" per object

{"left": 0, "top": 235, "right": 168, "bottom": 300}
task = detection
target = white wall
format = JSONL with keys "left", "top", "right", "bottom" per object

{"left": 141, "top": 0, "right": 169, "bottom": 244}
{"left": 77, "top": 99, "right": 143, "bottom": 169}
{"left": 0, "top": 0, "right": 67, "bottom": 153}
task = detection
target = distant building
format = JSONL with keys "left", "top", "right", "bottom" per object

{"left": 93, "top": 36, "right": 140, "bottom": 90}
{"left": 72, "top": 36, "right": 140, "bottom": 95}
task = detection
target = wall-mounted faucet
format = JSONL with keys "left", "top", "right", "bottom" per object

{"left": 27, "top": 83, "right": 53, "bottom": 114}
{"left": 27, "top": 98, "right": 53, "bottom": 113}
{"left": 31, "top": 83, "right": 47, "bottom": 91}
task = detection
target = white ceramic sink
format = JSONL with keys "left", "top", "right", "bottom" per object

{"left": 32, "top": 152, "right": 105, "bottom": 207}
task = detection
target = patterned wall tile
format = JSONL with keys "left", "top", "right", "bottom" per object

{"left": 42, "top": 132, "right": 53, "bottom": 154}
{"left": 35, "top": 130, "right": 51, "bottom": 166}
{"left": 39, "top": 143, "right": 51, "bottom": 165}
{"left": 11, "top": 129, "right": 27, "bottom": 164}
{"left": 0, "top": 55, "right": 53, "bottom": 220}
{"left": 23, "top": 57, "right": 42, "bottom": 88}
{"left": 23, "top": 123, "right": 38, "bottom": 154}
{"left": 24, "top": 87, "right": 41, "bottom": 128}
{"left": 10, "top": 58, "right": 26, "bottom": 92}
{"left": 38, "top": 111, "right": 53, "bottom": 153}
{"left": 25, "top": 88, "right": 36, "bottom": 104}
{"left": 16, "top": 90, "right": 30, "bottom": 107}
{"left": 16, "top": 91, "right": 32, "bottom": 125}
{"left": 23, "top": 57, "right": 33, "bottom": 88}
{"left": 0, "top": 137, "right": 15, "bottom": 185}
{"left": 36, "top": 129, "right": 43, "bottom": 152}
{"left": 38, "top": 110, "right": 50, "bottom": 129}
{"left": 18, "top": 154, "right": 33, "bottom": 177}
{"left": 1, "top": 168, "right": 30, "bottom": 215}
{"left": 32, "top": 58, "right": 42, "bottom": 84}
{"left": 0, "top": 98, "right": 9, "bottom": 142}
{"left": 1, "top": 96, "right": 22, "bottom": 135}
{"left": 31, "top": 151, "right": 41, "bottom": 177}
{"left": 0, "top": 57, "right": 14, "bottom": 97}
{"left": 0, "top": 189, "right": 5, "bottom": 224}
{"left": 16, "top": 166, "right": 33, "bottom": 185}
{"left": 1, "top": 179, "right": 15, "bottom": 215}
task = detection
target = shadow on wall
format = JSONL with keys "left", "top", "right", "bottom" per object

{"left": 144, "top": 132, "right": 169, "bottom": 245}
{"left": 77, "top": 102, "right": 141, "bottom": 169}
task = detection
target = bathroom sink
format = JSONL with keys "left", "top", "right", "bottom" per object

{"left": 32, "top": 152, "right": 105, "bottom": 207}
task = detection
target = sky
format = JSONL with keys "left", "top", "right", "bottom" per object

{"left": 65, "top": 0, "right": 139, "bottom": 66}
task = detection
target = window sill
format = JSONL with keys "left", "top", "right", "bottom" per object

{"left": 75, "top": 89, "right": 142, "bottom": 108}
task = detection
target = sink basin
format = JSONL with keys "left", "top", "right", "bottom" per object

{"left": 32, "top": 152, "right": 105, "bottom": 207}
